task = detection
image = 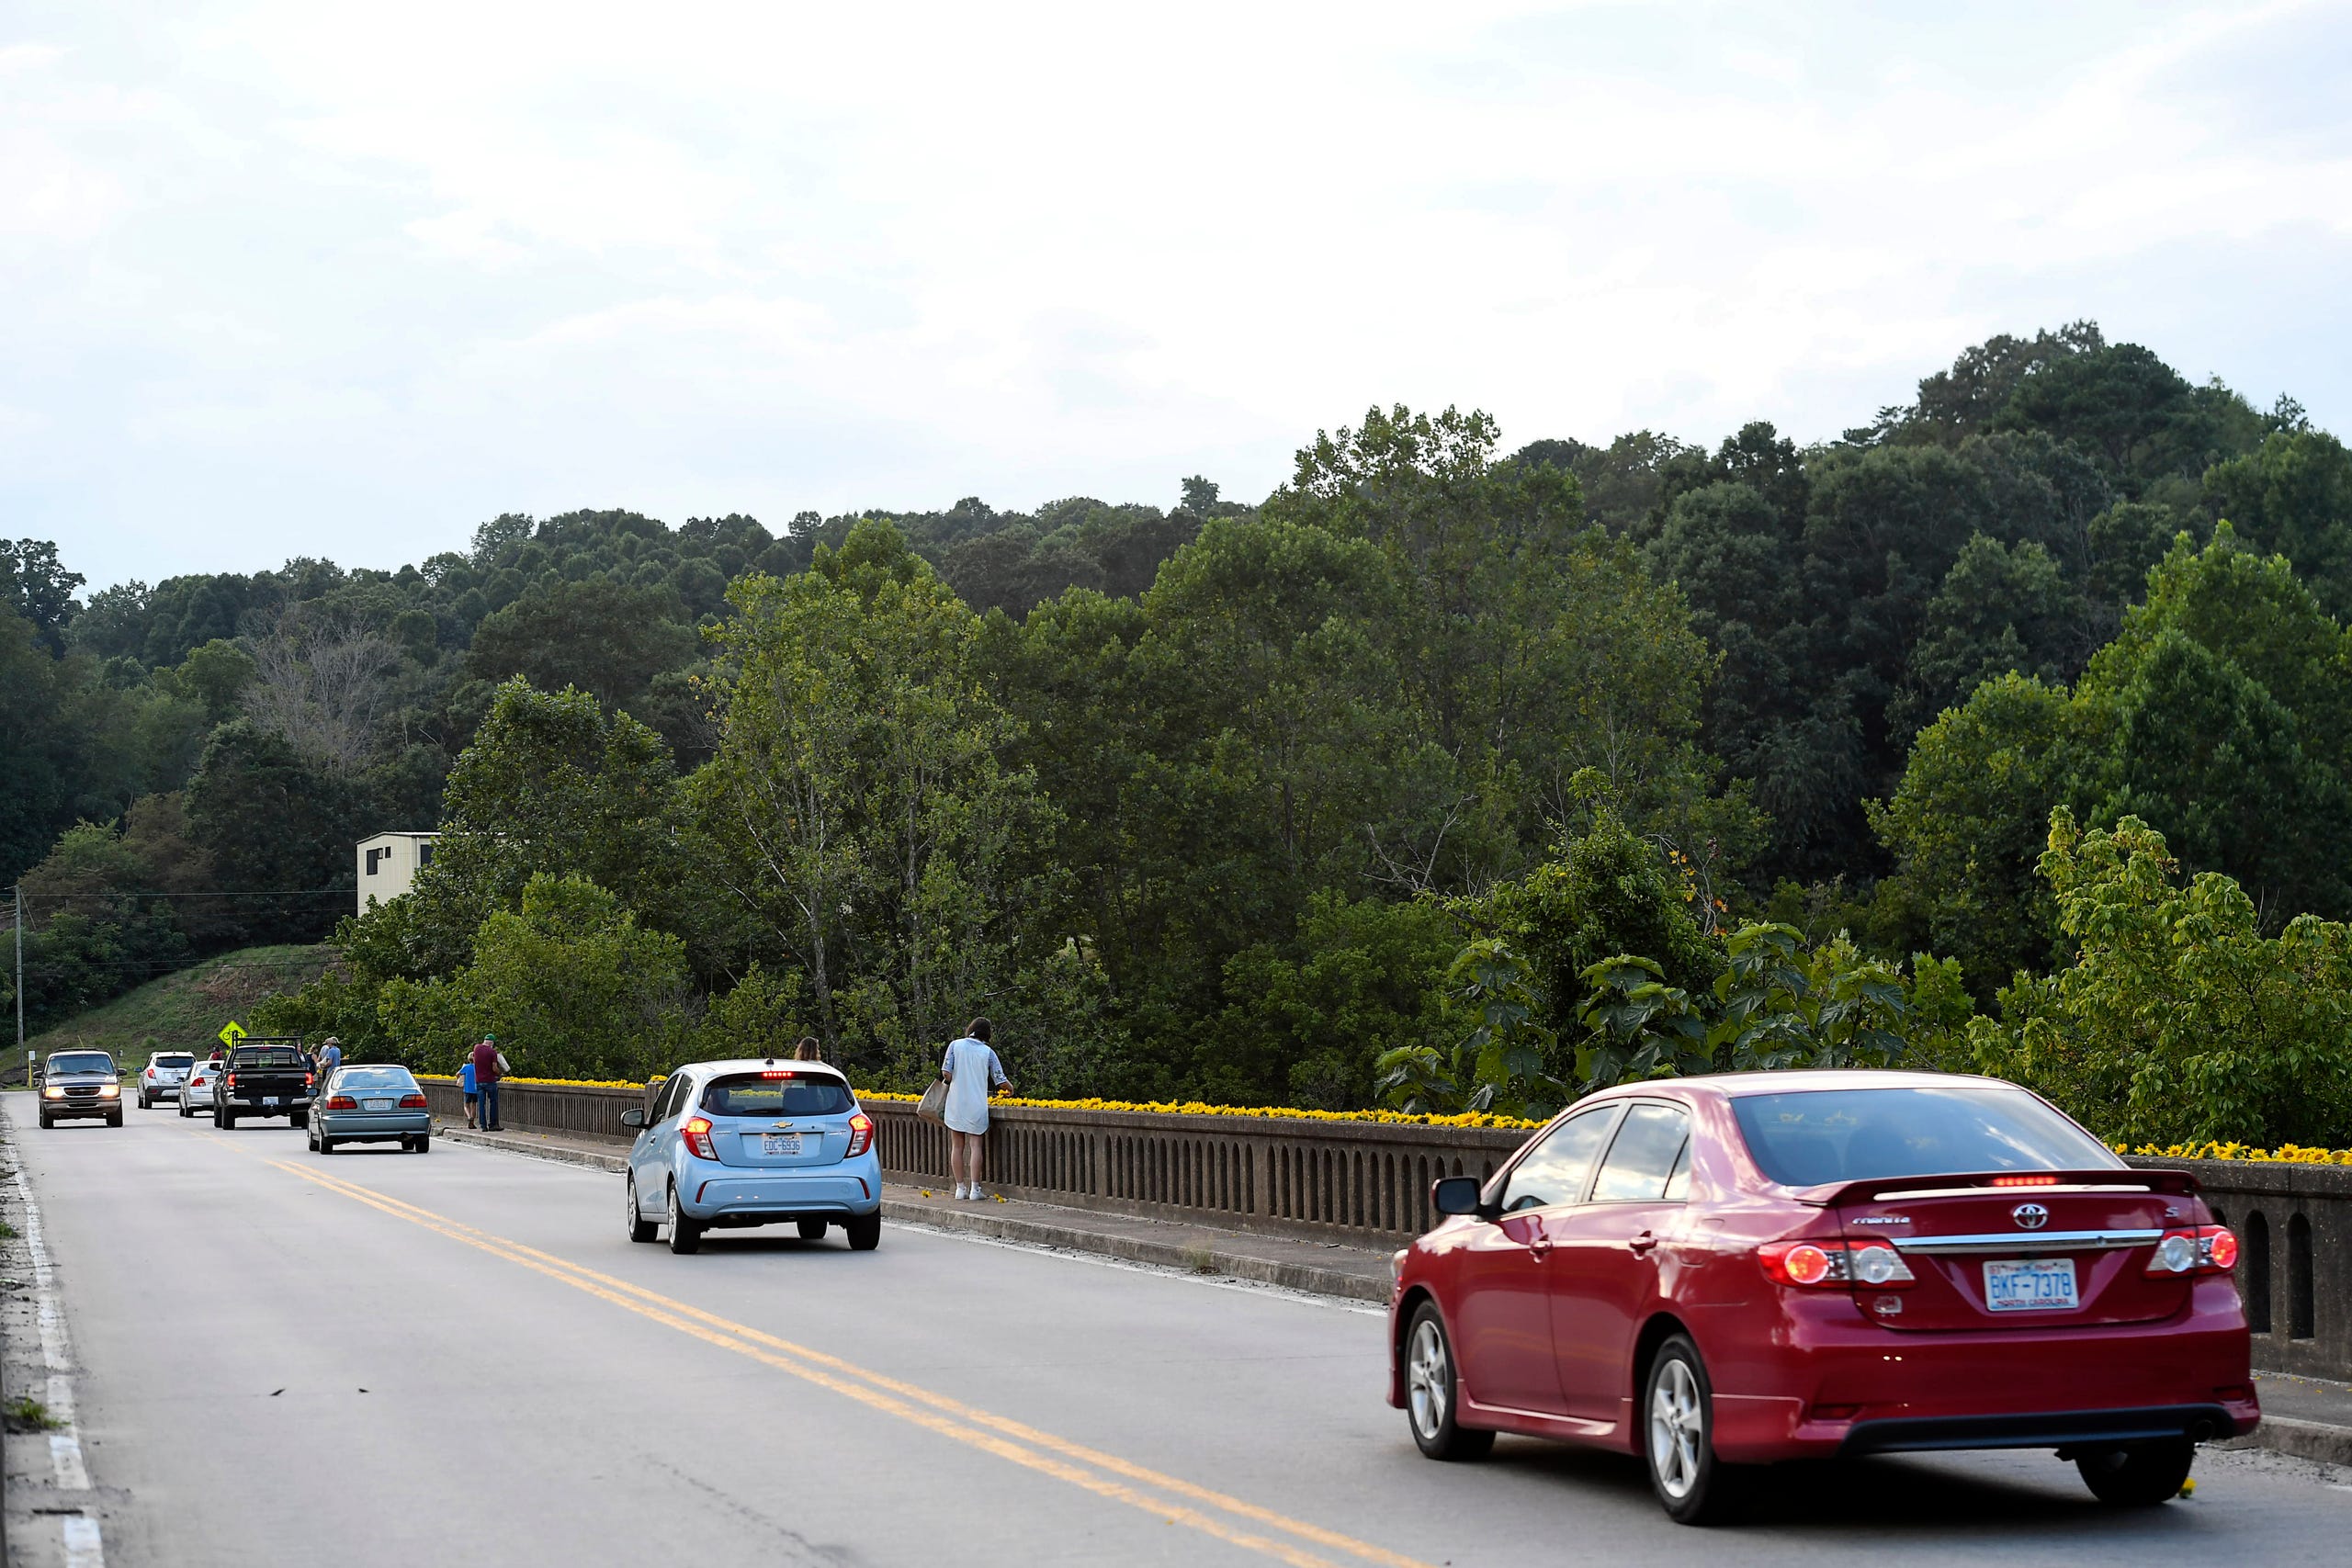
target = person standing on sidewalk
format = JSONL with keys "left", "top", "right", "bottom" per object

{"left": 940, "top": 1018, "right": 1012, "bottom": 1201}
{"left": 459, "top": 1054, "right": 479, "bottom": 1128}
{"left": 470, "top": 1033, "right": 510, "bottom": 1132}
{"left": 313, "top": 1036, "right": 343, "bottom": 1096}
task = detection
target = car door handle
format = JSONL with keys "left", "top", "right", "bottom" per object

{"left": 1628, "top": 1232, "right": 1658, "bottom": 1255}
{"left": 1528, "top": 1237, "right": 1554, "bottom": 1259}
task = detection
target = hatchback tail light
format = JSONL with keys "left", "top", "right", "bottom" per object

{"left": 844, "top": 1111, "right": 875, "bottom": 1157}
{"left": 325, "top": 1095, "right": 358, "bottom": 1111}
{"left": 399, "top": 1093, "right": 428, "bottom": 1109}
{"left": 682, "top": 1115, "right": 718, "bottom": 1160}
{"left": 1759, "top": 1239, "right": 1916, "bottom": 1289}
{"left": 2147, "top": 1224, "right": 2237, "bottom": 1276}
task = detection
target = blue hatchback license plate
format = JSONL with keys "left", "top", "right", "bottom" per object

{"left": 1984, "top": 1258, "right": 2078, "bottom": 1313}
{"left": 761, "top": 1134, "right": 805, "bottom": 1156}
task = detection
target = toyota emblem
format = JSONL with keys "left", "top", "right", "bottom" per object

{"left": 2011, "top": 1202, "right": 2051, "bottom": 1230}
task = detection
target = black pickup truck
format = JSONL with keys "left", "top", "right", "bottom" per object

{"left": 213, "top": 1038, "right": 315, "bottom": 1130}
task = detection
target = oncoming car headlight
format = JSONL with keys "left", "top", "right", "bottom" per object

{"left": 97, "top": 1083, "right": 120, "bottom": 1099}
{"left": 41, "top": 1086, "right": 63, "bottom": 1100}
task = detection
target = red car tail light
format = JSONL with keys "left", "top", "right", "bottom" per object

{"left": 399, "top": 1093, "right": 428, "bottom": 1109}
{"left": 682, "top": 1115, "right": 718, "bottom": 1160}
{"left": 844, "top": 1111, "right": 875, "bottom": 1157}
{"left": 225, "top": 1073, "right": 238, "bottom": 1090}
{"left": 305, "top": 1072, "right": 316, "bottom": 1089}
{"left": 2147, "top": 1225, "right": 2237, "bottom": 1276}
{"left": 1759, "top": 1239, "right": 1917, "bottom": 1288}
{"left": 326, "top": 1095, "right": 358, "bottom": 1111}
{"left": 1990, "top": 1175, "right": 2061, "bottom": 1188}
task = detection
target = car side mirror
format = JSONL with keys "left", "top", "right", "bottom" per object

{"left": 1431, "top": 1176, "right": 1487, "bottom": 1218}
{"left": 619, "top": 1107, "right": 646, "bottom": 1130}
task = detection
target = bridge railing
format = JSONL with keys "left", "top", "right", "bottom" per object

{"left": 419, "top": 1077, "right": 2350, "bottom": 1377}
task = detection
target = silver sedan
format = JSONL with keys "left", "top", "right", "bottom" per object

{"left": 308, "top": 1065, "right": 433, "bottom": 1154}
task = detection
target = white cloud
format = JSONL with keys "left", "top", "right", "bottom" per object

{"left": 5, "top": 0, "right": 2351, "bottom": 587}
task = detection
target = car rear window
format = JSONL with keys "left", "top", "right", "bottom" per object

{"left": 154, "top": 1055, "right": 195, "bottom": 1068}
{"left": 48, "top": 1053, "right": 113, "bottom": 1075}
{"left": 233, "top": 1046, "right": 306, "bottom": 1067}
{"left": 701, "top": 1074, "right": 855, "bottom": 1118}
{"left": 334, "top": 1067, "right": 416, "bottom": 1090}
{"left": 1731, "top": 1086, "right": 2122, "bottom": 1187}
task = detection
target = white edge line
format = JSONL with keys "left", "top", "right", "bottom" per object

{"left": 8, "top": 1105, "right": 106, "bottom": 1566}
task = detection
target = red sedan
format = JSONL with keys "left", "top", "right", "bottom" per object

{"left": 1386, "top": 1071, "right": 2256, "bottom": 1523}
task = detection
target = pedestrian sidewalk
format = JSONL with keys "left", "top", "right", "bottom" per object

{"left": 433, "top": 1118, "right": 2349, "bottom": 1462}
{"left": 431, "top": 1119, "right": 1394, "bottom": 1301}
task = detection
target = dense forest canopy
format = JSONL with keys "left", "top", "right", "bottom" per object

{"left": 9, "top": 324, "right": 2351, "bottom": 1145}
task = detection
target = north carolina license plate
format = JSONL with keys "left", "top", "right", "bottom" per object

{"left": 364, "top": 1098, "right": 394, "bottom": 1111}
{"left": 1984, "top": 1258, "right": 2078, "bottom": 1312}
{"left": 761, "top": 1133, "right": 806, "bottom": 1156}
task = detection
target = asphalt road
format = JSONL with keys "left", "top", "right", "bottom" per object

{"left": 7, "top": 1096, "right": 2350, "bottom": 1568}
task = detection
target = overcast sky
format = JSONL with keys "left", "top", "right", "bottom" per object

{"left": 8, "top": 1, "right": 2350, "bottom": 592}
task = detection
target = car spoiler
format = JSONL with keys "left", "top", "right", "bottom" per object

{"left": 1791, "top": 1168, "right": 2204, "bottom": 1206}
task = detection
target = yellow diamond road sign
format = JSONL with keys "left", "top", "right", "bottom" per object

{"left": 218, "top": 1021, "right": 246, "bottom": 1048}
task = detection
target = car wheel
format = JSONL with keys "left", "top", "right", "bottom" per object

{"left": 1402, "top": 1303, "right": 1493, "bottom": 1461}
{"left": 626, "top": 1175, "right": 658, "bottom": 1243}
{"left": 107, "top": 1111, "right": 123, "bottom": 1128}
{"left": 221, "top": 1111, "right": 237, "bottom": 1129}
{"left": 178, "top": 1101, "right": 191, "bottom": 1119}
{"left": 38, "top": 1112, "right": 51, "bottom": 1130}
{"left": 1645, "top": 1335, "right": 1736, "bottom": 1525}
{"left": 2075, "top": 1440, "right": 2195, "bottom": 1506}
{"left": 666, "top": 1183, "right": 704, "bottom": 1254}
{"left": 318, "top": 1134, "right": 335, "bottom": 1155}
{"left": 796, "top": 1217, "right": 828, "bottom": 1242}
{"left": 844, "top": 1213, "right": 882, "bottom": 1251}
{"left": 138, "top": 1091, "right": 150, "bottom": 1110}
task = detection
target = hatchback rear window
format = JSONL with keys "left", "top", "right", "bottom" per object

{"left": 701, "top": 1075, "right": 854, "bottom": 1118}
{"left": 154, "top": 1055, "right": 195, "bottom": 1067}
{"left": 1731, "top": 1086, "right": 2121, "bottom": 1187}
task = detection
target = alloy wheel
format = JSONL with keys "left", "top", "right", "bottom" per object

{"left": 1648, "top": 1357, "right": 1703, "bottom": 1500}
{"left": 1406, "top": 1318, "right": 1450, "bottom": 1440}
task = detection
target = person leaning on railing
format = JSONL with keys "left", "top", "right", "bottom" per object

{"left": 940, "top": 1018, "right": 1012, "bottom": 1201}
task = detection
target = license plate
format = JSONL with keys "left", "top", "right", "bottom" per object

{"left": 264, "top": 1096, "right": 280, "bottom": 1106}
{"left": 364, "top": 1098, "right": 394, "bottom": 1111}
{"left": 761, "top": 1133, "right": 806, "bottom": 1156}
{"left": 1984, "top": 1258, "right": 2078, "bottom": 1313}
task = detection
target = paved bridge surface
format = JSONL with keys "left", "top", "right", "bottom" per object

{"left": 6, "top": 1098, "right": 2347, "bottom": 1567}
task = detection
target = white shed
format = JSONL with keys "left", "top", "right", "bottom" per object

{"left": 356, "top": 832, "right": 440, "bottom": 916}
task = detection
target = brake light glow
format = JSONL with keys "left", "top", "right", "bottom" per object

{"left": 2147, "top": 1225, "right": 2237, "bottom": 1276}
{"left": 1760, "top": 1238, "right": 1917, "bottom": 1288}
{"left": 844, "top": 1111, "right": 875, "bottom": 1157}
{"left": 225, "top": 1073, "right": 238, "bottom": 1090}
{"left": 1991, "top": 1175, "right": 2061, "bottom": 1187}
{"left": 399, "top": 1093, "right": 428, "bottom": 1109}
{"left": 760, "top": 1071, "right": 797, "bottom": 1080}
{"left": 682, "top": 1115, "right": 718, "bottom": 1160}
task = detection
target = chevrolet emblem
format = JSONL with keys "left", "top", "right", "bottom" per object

{"left": 772, "top": 1122, "right": 797, "bottom": 1130}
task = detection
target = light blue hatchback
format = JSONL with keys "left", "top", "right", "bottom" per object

{"left": 622, "top": 1059, "right": 882, "bottom": 1255}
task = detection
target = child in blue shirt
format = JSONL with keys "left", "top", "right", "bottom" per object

{"left": 460, "top": 1057, "right": 479, "bottom": 1128}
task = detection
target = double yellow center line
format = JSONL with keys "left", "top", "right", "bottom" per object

{"left": 251, "top": 1149, "right": 1429, "bottom": 1568}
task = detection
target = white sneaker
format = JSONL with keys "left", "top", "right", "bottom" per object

{"left": 967, "top": 1188, "right": 988, "bottom": 1201}
{"left": 952, "top": 1184, "right": 968, "bottom": 1201}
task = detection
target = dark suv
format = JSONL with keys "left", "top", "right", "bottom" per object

{"left": 40, "top": 1050, "right": 124, "bottom": 1129}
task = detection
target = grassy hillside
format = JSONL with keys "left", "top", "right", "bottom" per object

{"left": 13, "top": 946, "right": 337, "bottom": 1077}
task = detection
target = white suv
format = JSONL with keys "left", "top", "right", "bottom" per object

{"left": 140, "top": 1051, "right": 197, "bottom": 1109}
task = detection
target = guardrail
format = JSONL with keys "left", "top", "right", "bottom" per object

{"left": 421, "top": 1077, "right": 2349, "bottom": 1377}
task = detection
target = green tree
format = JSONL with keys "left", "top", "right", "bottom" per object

{"left": 1966, "top": 811, "right": 2352, "bottom": 1147}
{"left": 693, "top": 521, "right": 1051, "bottom": 1078}
{"left": 466, "top": 578, "right": 699, "bottom": 714}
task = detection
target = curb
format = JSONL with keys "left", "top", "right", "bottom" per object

{"left": 878, "top": 1198, "right": 1392, "bottom": 1303}
{"left": 433, "top": 1123, "right": 1390, "bottom": 1301}
{"left": 2222, "top": 1415, "right": 2352, "bottom": 1470}
{"left": 435, "top": 1124, "right": 627, "bottom": 1173}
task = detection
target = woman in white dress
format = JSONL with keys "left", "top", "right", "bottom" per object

{"left": 939, "top": 1018, "right": 1013, "bottom": 1201}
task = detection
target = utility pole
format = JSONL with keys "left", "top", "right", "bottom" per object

{"left": 15, "top": 885, "right": 24, "bottom": 1086}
